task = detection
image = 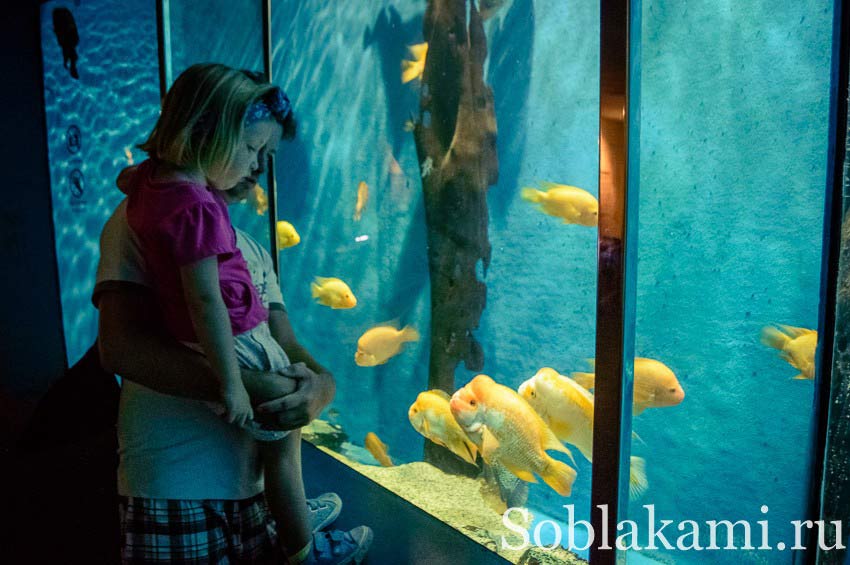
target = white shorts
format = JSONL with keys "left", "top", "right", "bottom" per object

{"left": 187, "top": 322, "right": 292, "bottom": 442}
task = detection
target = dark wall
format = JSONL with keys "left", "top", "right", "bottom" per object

{"left": 0, "top": 1, "right": 67, "bottom": 442}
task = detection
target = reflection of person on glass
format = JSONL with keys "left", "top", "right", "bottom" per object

{"left": 97, "top": 64, "right": 371, "bottom": 563}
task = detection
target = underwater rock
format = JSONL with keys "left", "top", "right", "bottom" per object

{"left": 301, "top": 419, "right": 348, "bottom": 452}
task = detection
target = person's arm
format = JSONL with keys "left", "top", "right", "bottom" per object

{"left": 116, "top": 165, "right": 137, "bottom": 194}
{"left": 97, "top": 285, "right": 296, "bottom": 404}
{"left": 180, "top": 257, "right": 252, "bottom": 425}
{"left": 258, "top": 308, "right": 335, "bottom": 428}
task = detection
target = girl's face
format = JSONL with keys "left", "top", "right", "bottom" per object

{"left": 210, "top": 119, "right": 283, "bottom": 191}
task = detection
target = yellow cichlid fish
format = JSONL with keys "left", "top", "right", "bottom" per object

{"left": 310, "top": 277, "right": 357, "bottom": 309}
{"left": 353, "top": 181, "right": 369, "bottom": 221}
{"left": 450, "top": 374, "right": 577, "bottom": 496}
{"left": 521, "top": 182, "right": 599, "bottom": 226}
{"left": 355, "top": 324, "right": 419, "bottom": 367}
{"left": 250, "top": 184, "right": 269, "bottom": 215}
{"left": 365, "top": 432, "right": 394, "bottom": 467}
{"left": 760, "top": 324, "right": 817, "bottom": 380}
{"left": 402, "top": 42, "right": 428, "bottom": 84}
{"left": 519, "top": 368, "right": 649, "bottom": 500}
{"left": 409, "top": 390, "right": 479, "bottom": 466}
{"left": 276, "top": 221, "right": 300, "bottom": 249}
{"left": 571, "top": 358, "right": 685, "bottom": 416}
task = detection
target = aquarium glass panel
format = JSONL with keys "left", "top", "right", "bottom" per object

{"left": 270, "top": 0, "right": 599, "bottom": 562}
{"left": 627, "top": 1, "right": 834, "bottom": 564}
{"left": 166, "top": 0, "right": 269, "bottom": 247}
{"left": 39, "top": 0, "right": 160, "bottom": 365}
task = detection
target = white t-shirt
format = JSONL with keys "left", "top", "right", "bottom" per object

{"left": 93, "top": 199, "right": 285, "bottom": 500}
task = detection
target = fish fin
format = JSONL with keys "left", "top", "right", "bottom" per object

{"left": 480, "top": 427, "right": 500, "bottom": 462}
{"left": 778, "top": 324, "right": 813, "bottom": 338}
{"left": 401, "top": 61, "right": 420, "bottom": 84}
{"left": 408, "top": 42, "right": 428, "bottom": 59}
{"left": 633, "top": 405, "right": 646, "bottom": 416}
{"left": 628, "top": 456, "right": 649, "bottom": 500}
{"left": 779, "top": 351, "right": 798, "bottom": 367}
{"left": 487, "top": 462, "right": 530, "bottom": 507}
{"left": 401, "top": 326, "right": 420, "bottom": 342}
{"left": 429, "top": 389, "right": 452, "bottom": 401}
{"left": 792, "top": 373, "right": 810, "bottom": 380}
{"left": 631, "top": 431, "right": 646, "bottom": 446}
{"left": 502, "top": 463, "right": 537, "bottom": 484}
{"left": 543, "top": 429, "right": 576, "bottom": 465}
{"left": 571, "top": 372, "right": 596, "bottom": 390}
{"left": 542, "top": 458, "right": 577, "bottom": 496}
{"left": 310, "top": 282, "right": 323, "bottom": 300}
{"left": 465, "top": 440, "right": 480, "bottom": 465}
{"left": 539, "top": 181, "right": 565, "bottom": 191}
{"left": 760, "top": 325, "right": 790, "bottom": 350}
{"left": 448, "top": 437, "right": 478, "bottom": 466}
{"left": 520, "top": 188, "right": 543, "bottom": 203}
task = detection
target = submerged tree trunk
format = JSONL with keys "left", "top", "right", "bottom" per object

{"left": 412, "top": 0, "right": 498, "bottom": 470}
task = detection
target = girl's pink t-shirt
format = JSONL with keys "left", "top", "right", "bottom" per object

{"left": 126, "top": 159, "right": 268, "bottom": 342}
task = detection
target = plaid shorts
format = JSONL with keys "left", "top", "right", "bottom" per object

{"left": 118, "top": 493, "right": 284, "bottom": 564}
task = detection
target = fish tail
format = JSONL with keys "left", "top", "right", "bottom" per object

{"left": 311, "top": 282, "right": 322, "bottom": 299}
{"left": 520, "top": 187, "right": 543, "bottom": 203}
{"left": 401, "top": 326, "right": 420, "bottom": 342}
{"left": 628, "top": 456, "right": 649, "bottom": 500}
{"left": 542, "top": 458, "right": 577, "bottom": 497}
{"left": 760, "top": 325, "right": 790, "bottom": 351}
{"left": 401, "top": 61, "right": 419, "bottom": 83}
{"left": 571, "top": 372, "right": 596, "bottom": 390}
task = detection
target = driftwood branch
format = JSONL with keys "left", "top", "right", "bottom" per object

{"left": 414, "top": 0, "right": 497, "bottom": 394}
{"left": 413, "top": 0, "right": 498, "bottom": 473}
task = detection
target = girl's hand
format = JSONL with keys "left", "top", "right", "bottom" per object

{"left": 221, "top": 382, "right": 254, "bottom": 427}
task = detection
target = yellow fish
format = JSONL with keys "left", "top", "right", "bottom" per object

{"left": 450, "top": 374, "right": 577, "bottom": 496}
{"left": 760, "top": 324, "right": 817, "bottom": 380}
{"left": 124, "top": 147, "right": 134, "bottom": 165}
{"left": 571, "top": 358, "right": 685, "bottom": 416}
{"left": 310, "top": 277, "right": 357, "bottom": 309}
{"left": 353, "top": 181, "right": 369, "bottom": 221}
{"left": 364, "top": 432, "right": 394, "bottom": 467}
{"left": 408, "top": 390, "right": 479, "bottom": 466}
{"left": 402, "top": 42, "right": 428, "bottom": 84}
{"left": 403, "top": 119, "right": 416, "bottom": 132}
{"left": 276, "top": 220, "right": 300, "bottom": 249}
{"left": 521, "top": 182, "right": 599, "bottom": 226}
{"left": 355, "top": 324, "right": 419, "bottom": 366}
{"left": 250, "top": 184, "right": 268, "bottom": 215}
{"left": 519, "top": 368, "right": 649, "bottom": 500}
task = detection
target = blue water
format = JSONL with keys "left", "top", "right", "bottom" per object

{"left": 41, "top": 1, "right": 835, "bottom": 563}
{"left": 40, "top": 0, "right": 160, "bottom": 365}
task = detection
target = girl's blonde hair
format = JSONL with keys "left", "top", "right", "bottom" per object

{"left": 140, "top": 63, "right": 277, "bottom": 182}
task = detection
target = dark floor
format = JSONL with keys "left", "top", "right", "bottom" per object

{"left": 2, "top": 429, "right": 508, "bottom": 565}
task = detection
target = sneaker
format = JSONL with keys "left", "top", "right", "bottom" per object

{"left": 307, "top": 492, "right": 342, "bottom": 533}
{"left": 304, "top": 526, "right": 373, "bottom": 565}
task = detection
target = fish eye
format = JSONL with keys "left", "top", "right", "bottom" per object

{"left": 469, "top": 399, "right": 476, "bottom": 407}
{"left": 669, "top": 388, "right": 677, "bottom": 393}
